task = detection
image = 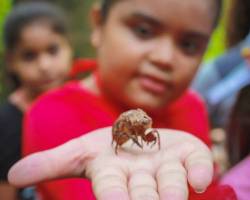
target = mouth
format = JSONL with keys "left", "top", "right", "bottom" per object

{"left": 138, "top": 75, "right": 170, "bottom": 95}
{"left": 39, "top": 78, "right": 55, "bottom": 85}
{"left": 36, "top": 77, "right": 61, "bottom": 88}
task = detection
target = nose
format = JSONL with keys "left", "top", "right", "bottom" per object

{"left": 38, "top": 53, "right": 52, "bottom": 73}
{"left": 149, "top": 37, "right": 175, "bottom": 70}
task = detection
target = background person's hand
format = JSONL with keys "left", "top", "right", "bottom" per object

{"left": 8, "top": 127, "right": 213, "bottom": 200}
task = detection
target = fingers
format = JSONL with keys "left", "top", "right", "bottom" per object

{"left": 88, "top": 157, "right": 159, "bottom": 200}
{"left": 8, "top": 137, "right": 92, "bottom": 187}
{"left": 184, "top": 145, "right": 213, "bottom": 193}
{"left": 87, "top": 161, "right": 129, "bottom": 200}
{"left": 129, "top": 169, "right": 159, "bottom": 200}
{"left": 158, "top": 129, "right": 214, "bottom": 194}
{"left": 156, "top": 156, "right": 188, "bottom": 200}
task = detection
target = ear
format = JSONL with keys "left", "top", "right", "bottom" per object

{"left": 90, "top": 3, "right": 103, "bottom": 48}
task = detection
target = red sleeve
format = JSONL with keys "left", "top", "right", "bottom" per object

{"left": 22, "top": 91, "right": 95, "bottom": 200}
{"left": 166, "top": 90, "right": 211, "bottom": 147}
{"left": 69, "top": 59, "right": 96, "bottom": 79}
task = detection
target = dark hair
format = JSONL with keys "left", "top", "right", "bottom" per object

{"left": 100, "top": 0, "right": 116, "bottom": 23}
{"left": 3, "top": 1, "right": 69, "bottom": 89}
{"left": 226, "top": 84, "right": 250, "bottom": 166}
{"left": 100, "top": 0, "right": 222, "bottom": 27}
{"left": 226, "top": 0, "right": 250, "bottom": 48}
{"left": 3, "top": 1, "right": 68, "bottom": 52}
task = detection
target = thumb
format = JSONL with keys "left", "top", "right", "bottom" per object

{"left": 8, "top": 138, "right": 93, "bottom": 187}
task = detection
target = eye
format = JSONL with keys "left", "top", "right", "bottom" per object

{"left": 179, "top": 39, "right": 200, "bottom": 55}
{"left": 142, "top": 117, "right": 150, "bottom": 124}
{"left": 21, "top": 50, "right": 37, "bottom": 61}
{"left": 132, "top": 23, "right": 156, "bottom": 39}
{"left": 47, "top": 44, "right": 59, "bottom": 55}
{"left": 143, "top": 116, "right": 148, "bottom": 120}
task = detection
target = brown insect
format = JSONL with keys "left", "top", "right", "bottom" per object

{"left": 112, "top": 108, "right": 160, "bottom": 154}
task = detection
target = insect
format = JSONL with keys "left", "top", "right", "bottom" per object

{"left": 112, "top": 108, "right": 160, "bottom": 154}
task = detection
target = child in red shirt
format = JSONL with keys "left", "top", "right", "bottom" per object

{"left": 8, "top": 0, "right": 236, "bottom": 199}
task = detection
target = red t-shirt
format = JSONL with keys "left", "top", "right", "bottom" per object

{"left": 23, "top": 59, "right": 236, "bottom": 200}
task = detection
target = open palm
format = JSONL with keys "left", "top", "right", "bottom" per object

{"left": 8, "top": 127, "right": 213, "bottom": 200}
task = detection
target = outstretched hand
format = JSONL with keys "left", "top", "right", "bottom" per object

{"left": 8, "top": 127, "right": 213, "bottom": 200}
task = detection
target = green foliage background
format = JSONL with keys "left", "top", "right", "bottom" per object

{"left": 203, "top": 0, "right": 231, "bottom": 61}
{"left": 0, "top": 0, "right": 12, "bottom": 101}
{"left": 51, "top": 0, "right": 95, "bottom": 57}
{"left": 0, "top": 0, "right": 12, "bottom": 55}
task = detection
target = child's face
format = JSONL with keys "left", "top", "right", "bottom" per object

{"left": 8, "top": 22, "right": 72, "bottom": 93}
{"left": 92, "top": 0, "right": 215, "bottom": 110}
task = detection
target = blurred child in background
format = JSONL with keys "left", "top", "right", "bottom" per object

{"left": 0, "top": 1, "right": 73, "bottom": 199}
